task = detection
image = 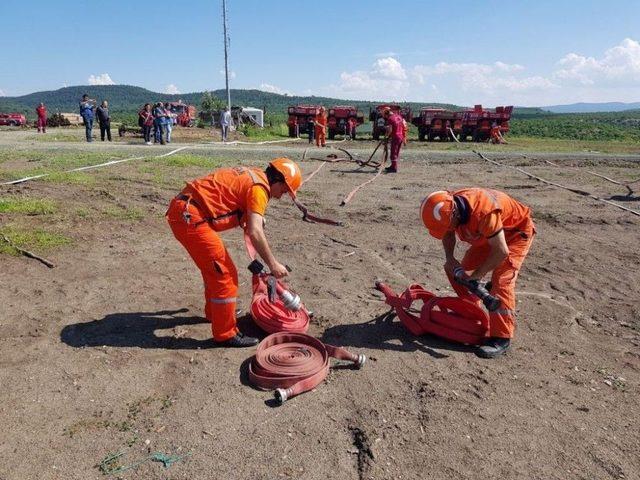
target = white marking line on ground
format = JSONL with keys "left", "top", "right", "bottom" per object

{"left": 1, "top": 146, "right": 188, "bottom": 186}
{"left": 209, "top": 138, "right": 302, "bottom": 146}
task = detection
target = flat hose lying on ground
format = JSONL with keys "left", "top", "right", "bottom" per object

{"left": 248, "top": 332, "right": 366, "bottom": 403}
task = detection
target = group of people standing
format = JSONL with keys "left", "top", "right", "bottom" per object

{"left": 138, "top": 103, "right": 176, "bottom": 145}
{"left": 79, "top": 94, "right": 112, "bottom": 142}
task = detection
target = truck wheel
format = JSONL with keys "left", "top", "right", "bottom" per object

{"left": 8, "top": 121, "right": 16, "bottom": 127}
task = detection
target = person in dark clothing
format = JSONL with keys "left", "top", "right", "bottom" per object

{"left": 79, "top": 94, "right": 96, "bottom": 142}
{"left": 307, "top": 116, "right": 315, "bottom": 144}
{"left": 152, "top": 103, "right": 166, "bottom": 145}
{"left": 96, "top": 100, "right": 112, "bottom": 141}
{"left": 139, "top": 103, "right": 154, "bottom": 145}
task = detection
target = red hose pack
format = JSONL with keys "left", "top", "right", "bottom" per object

{"left": 250, "top": 274, "right": 310, "bottom": 334}
{"left": 375, "top": 281, "right": 489, "bottom": 345}
{"left": 249, "top": 332, "right": 366, "bottom": 403}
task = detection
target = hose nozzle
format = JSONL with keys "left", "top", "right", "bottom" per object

{"left": 280, "top": 289, "right": 301, "bottom": 311}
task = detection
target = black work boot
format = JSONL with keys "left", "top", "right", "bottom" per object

{"left": 476, "top": 337, "right": 511, "bottom": 359}
{"left": 384, "top": 165, "right": 397, "bottom": 174}
{"left": 218, "top": 332, "right": 259, "bottom": 348}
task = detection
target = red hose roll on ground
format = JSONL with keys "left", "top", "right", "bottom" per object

{"left": 375, "top": 280, "right": 489, "bottom": 345}
{"left": 248, "top": 332, "right": 366, "bottom": 403}
{"left": 250, "top": 275, "right": 310, "bottom": 333}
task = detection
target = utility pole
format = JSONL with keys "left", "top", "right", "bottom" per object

{"left": 222, "top": 0, "right": 231, "bottom": 111}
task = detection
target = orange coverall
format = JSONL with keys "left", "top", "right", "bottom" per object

{"left": 445, "top": 188, "right": 535, "bottom": 339}
{"left": 490, "top": 125, "right": 503, "bottom": 144}
{"left": 166, "top": 167, "right": 270, "bottom": 341}
{"left": 315, "top": 112, "right": 327, "bottom": 147}
{"left": 402, "top": 118, "right": 409, "bottom": 144}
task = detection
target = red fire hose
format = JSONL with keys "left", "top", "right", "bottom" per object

{"left": 249, "top": 332, "right": 366, "bottom": 403}
{"left": 375, "top": 280, "right": 489, "bottom": 345}
{"left": 250, "top": 274, "right": 310, "bottom": 333}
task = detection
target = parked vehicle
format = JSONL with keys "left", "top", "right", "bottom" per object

{"left": 327, "top": 105, "right": 364, "bottom": 139}
{"left": 286, "top": 105, "right": 322, "bottom": 137}
{"left": 412, "top": 104, "right": 513, "bottom": 142}
{"left": 0, "top": 113, "right": 27, "bottom": 127}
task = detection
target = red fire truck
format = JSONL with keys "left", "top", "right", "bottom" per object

{"left": 327, "top": 105, "right": 364, "bottom": 139}
{"left": 286, "top": 105, "right": 322, "bottom": 137}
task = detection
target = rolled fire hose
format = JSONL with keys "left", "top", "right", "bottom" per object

{"left": 248, "top": 332, "right": 366, "bottom": 403}
{"left": 249, "top": 272, "right": 310, "bottom": 334}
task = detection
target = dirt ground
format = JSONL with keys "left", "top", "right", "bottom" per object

{"left": 1, "top": 129, "right": 639, "bottom": 480}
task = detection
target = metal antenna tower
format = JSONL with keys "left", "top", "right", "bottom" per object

{"left": 222, "top": 0, "right": 231, "bottom": 111}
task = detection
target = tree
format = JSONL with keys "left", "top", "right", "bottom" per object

{"left": 201, "top": 91, "right": 224, "bottom": 116}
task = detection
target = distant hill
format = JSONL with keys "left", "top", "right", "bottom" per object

{"left": 0, "top": 85, "right": 544, "bottom": 121}
{"left": 543, "top": 102, "right": 640, "bottom": 113}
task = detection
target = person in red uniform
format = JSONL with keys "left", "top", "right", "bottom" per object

{"left": 383, "top": 108, "right": 404, "bottom": 173}
{"left": 166, "top": 158, "right": 302, "bottom": 347}
{"left": 420, "top": 188, "right": 535, "bottom": 358}
{"left": 36, "top": 103, "right": 47, "bottom": 133}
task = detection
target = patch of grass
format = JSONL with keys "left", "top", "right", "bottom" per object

{"left": 75, "top": 207, "right": 91, "bottom": 218}
{"left": 46, "top": 171, "right": 96, "bottom": 185}
{"left": 0, "top": 197, "right": 56, "bottom": 215}
{"left": 103, "top": 206, "right": 145, "bottom": 221}
{"left": 0, "top": 226, "right": 71, "bottom": 255}
{"left": 241, "top": 123, "right": 289, "bottom": 141}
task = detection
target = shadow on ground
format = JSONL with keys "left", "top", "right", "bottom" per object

{"left": 60, "top": 308, "right": 218, "bottom": 349}
{"left": 320, "top": 310, "right": 477, "bottom": 359}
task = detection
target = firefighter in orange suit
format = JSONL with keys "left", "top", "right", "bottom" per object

{"left": 166, "top": 158, "right": 302, "bottom": 347}
{"left": 420, "top": 188, "right": 535, "bottom": 358}
{"left": 490, "top": 122, "right": 504, "bottom": 144}
{"left": 315, "top": 107, "right": 327, "bottom": 147}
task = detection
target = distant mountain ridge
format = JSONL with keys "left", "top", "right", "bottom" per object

{"left": 542, "top": 102, "right": 640, "bottom": 113}
{"left": 0, "top": 84, "right": 543, "bottom": 120}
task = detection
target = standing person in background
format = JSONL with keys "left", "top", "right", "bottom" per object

{"left": 164, "top": 103, "right": 174, "bottom": 144}
{"left": 96, "top": 100, "right": 112, "bottom": 142}
{"left": 314, "top": 106, "right": 327, "bottom": 147}
{"left": 220, "top": 106, "right": 232, "bottom": 142}
{"left": 153, "top": 102, "right": 166, "bottom": 145}
{"left": 79, "top": 94, "right": 96, "bottom": 142}
{"left": 36, "top": 102, "right": 47, "bottom": 133}
{"left": 139, "top": 103, "right": 154, "bottom": 145}
{"left": 307, "top": 116, "right": 315, "bottom": 144}
{"left": 383, "top": 107, "right": 404, "bottom": 173}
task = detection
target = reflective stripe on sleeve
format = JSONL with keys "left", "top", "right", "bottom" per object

{"left": 209, "top": 297, "right": 237, "bottom": 304}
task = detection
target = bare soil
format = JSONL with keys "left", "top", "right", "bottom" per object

{"left": 1, "top": 130, "right": 639, "bottom": 480}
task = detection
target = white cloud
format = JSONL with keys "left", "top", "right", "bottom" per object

{"left": 259, "top": 83, "right": 291, "bottom": 95}
{"left": 554, "top": 38, "right": 640, "bottom": 86}
{"left": 220, "top": 69, "right": 236, "bottom": 80}
{"left": 327, "top": 57, "right": 410, "bottom": 100}
{"left": 0, "top": 88, "right": 6, "bottom": 96}
{"left": 88, "top": 73, "right": 115, "bottom": 85}
{"left": 164, "top": 84, "right": 181, "bottom": 94}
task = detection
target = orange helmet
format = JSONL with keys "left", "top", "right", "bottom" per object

{"left": 269, "top": 157, "right": 302, "bottom": 196}
{"left": 420, "top": 190, "right": 455, "bottom": 239}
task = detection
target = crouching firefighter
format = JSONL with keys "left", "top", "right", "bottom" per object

{"left": 420, "top": 188, "right": 535, "bottom": 358}
{"left": 166, "top": 158, "right": 302, "bottom": 347}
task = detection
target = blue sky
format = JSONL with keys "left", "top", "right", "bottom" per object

{"left": 1, "top": 0, "right": 640, "bottom": 106}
